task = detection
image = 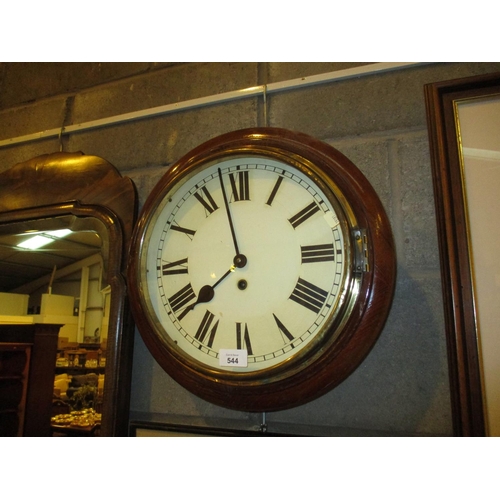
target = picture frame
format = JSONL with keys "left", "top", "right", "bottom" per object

{"left": 425, "top": 72, "right": 500, "bottom": 436}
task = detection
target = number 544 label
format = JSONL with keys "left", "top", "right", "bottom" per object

{"left": 219, "top": 349, "right": 248, "bottom": 367}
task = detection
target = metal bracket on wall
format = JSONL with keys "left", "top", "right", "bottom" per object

{"left": 260, "top": 412, "right": 268, "bottom": 433}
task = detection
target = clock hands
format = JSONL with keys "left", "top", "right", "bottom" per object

{"left": 194, "top": 266, "right": 234, "bottom": 306}
{"left": 183, "top": 259, "right": 242, "bottom": 315}
{"left": 179, "top": 169, "right": 249, "bottom": 319}
{"left": 218, "top": 168, "right": 247, "bottom": 269}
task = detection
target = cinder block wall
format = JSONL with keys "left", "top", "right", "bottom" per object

{"left": 2, "top": 62, "right": 499, "bottom": 435}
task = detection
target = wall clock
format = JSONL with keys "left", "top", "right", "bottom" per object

{"left": 128, "top": 128, "right": 396, "bottom": 412}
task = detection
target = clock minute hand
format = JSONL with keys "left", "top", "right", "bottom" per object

{"left": 218, "top": 168, "right": 246, "bottom": 268}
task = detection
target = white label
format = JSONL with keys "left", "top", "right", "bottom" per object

{"left": 219, "top": 349, "right": 248, "bottom": 367}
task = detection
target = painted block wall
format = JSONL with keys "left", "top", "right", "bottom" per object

{"left": 1, "top": 62, "right": 500, "bottom": 435}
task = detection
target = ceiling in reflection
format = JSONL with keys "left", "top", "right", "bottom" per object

{"left": 0, "top": 230, "right": 101, "bottom": 292}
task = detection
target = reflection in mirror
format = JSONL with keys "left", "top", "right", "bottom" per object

{"left": 0, "top": 152, "right": 137, "bottom": 437}
{"left": 0, "top": 216, "right": 109, "bottom": 435}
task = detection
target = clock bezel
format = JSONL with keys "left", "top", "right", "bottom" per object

{"left": 128, "top": 128, "right": 396, "bottom": 412}
{"left": 139, "top": 152, "right": 358, "bottom": 380}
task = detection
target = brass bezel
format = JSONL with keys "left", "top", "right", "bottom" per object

{"left": 135, "top": 146, "right": 362, "bottom": 384}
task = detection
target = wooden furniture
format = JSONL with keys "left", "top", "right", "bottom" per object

{"left": 0, "top": 342, "right": 30, "bottom": 436}
{"left": 0, "top": 323, "right": 60, "bottom": 436}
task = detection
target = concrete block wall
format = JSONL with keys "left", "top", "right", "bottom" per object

{"left": 2, "top": 62, "right": 500, "bottom": 435}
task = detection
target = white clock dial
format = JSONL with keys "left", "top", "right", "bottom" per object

{"left": 141, "top": 157, "right": 349, "bottom": 372}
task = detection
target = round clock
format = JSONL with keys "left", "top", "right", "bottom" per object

{"left": 128, "top": 128, "right": 396, "bottom": 412}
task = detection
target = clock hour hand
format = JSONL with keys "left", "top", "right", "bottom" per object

{"left": 187, "top": 265, "right": 235, "bottom": 312}
{"left": 218, "top": 168, "right": 246, "bottom": 268}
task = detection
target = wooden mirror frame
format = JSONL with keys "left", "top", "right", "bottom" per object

{"left": 425, "top": 72, "right": 500, "bottom": 436}
{"left": 0, "top": 151, "right": 137, "bottom": 436}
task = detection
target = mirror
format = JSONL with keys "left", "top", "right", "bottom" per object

{"left": 0, "top": 152, "right": 137, "bottom": 436}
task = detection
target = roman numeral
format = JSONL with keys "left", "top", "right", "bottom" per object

{"left": 301, "top": 244, "right": 335, "bottom": 263}
{"left": 195, "top": 310, "right": 219, "bottom": 348}
{"left": 289, "top": 278, "right": 328, "bottom": 314}
{"left": 170, "top": 223, "right": 196, "bottom": 239}
{"left": 160, "top": 257, "right": 188, "bottom": 275}
{"left": 288, "top": 202, "right": 320, "bottom": 228}
{"left": 168, "top": 283, "right": 196, "bottom": 320}
{"left": 236, "top": 322, "right": 252, "bottom": 355}
{"left": 272, "top": 314, "right": 295, "bottom": 343}
{"left": 194, "top": 186, "right": 219, "bottom": 215}
{"left": 266, "top": 175, "right": 284, "bottom": 206}
{"left": 229, "top": 169, "right": 250, "bottom": 201}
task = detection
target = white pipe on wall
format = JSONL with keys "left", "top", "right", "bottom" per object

{"left": 0, "top": 62, "right": 427, "bottom": 149}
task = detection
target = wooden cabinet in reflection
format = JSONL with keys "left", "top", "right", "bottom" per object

{"left": 0, "top": 323, "right": 60, "bottom": 436}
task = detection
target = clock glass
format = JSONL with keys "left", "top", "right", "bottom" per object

{"left": 139, "top": 155, "right": 354, "bottom": 375}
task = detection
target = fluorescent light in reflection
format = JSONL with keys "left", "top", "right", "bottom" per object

{"left": 17, "top": 229, "right": 73, "bottom": 250}
{"left": 46, "top": 229, "right": 72, "bottom": 238}
{"left": 18, "top": 235, "right": 53, "bottom": 250}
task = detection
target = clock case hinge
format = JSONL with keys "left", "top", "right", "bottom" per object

{"left": 352, "top": 228, "right": 369, "bottom": 275}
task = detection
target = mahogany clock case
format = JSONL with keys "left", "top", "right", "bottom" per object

{"left": 127, "top": 128, "right": 397, "bottom": 412}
